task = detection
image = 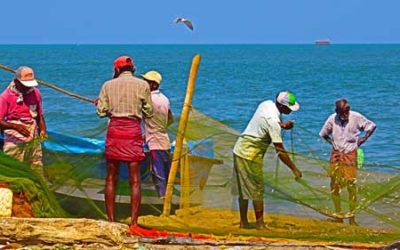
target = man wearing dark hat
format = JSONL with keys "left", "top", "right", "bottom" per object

{"left": 232, "top": 91, "right": 302, "bottom": 230}
{"left": 97, "top": 56, "right": 153, "bottom": 226}
{"left": 0, "top": 66, "right": 47, "bottom": 177}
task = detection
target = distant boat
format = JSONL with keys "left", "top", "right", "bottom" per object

{"left": 315, "top": 39, "right": 331, "bottom": 45}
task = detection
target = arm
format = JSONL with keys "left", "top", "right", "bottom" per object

{"left": 35, "top": 90, "right": 47, "bottom": 138}
{"left": 167, "top": 109, "right": 174, "bottom": 126}
{"left": 0, "top": 120, "right": 31, "bottom": 137}
{"left": 357, "top": 119, "right": 377, "bottom": 146}
{"left": 319, "top": 117, "right": 336, "bottom": 149}
{"left": 273, "top": 142, "right": 302, "bottom": 178}
{"left": 37, "top": 114, "right": 47, "bottom": 138}
{"left": 142, "top": 85, "right": 153, "bottom": 118}
{"left": 265, "top": 117, "right": 302, "bottom": 178}
{"left": 321, "top": 134, "right": 336, "bottom": 149}
{"left": 96, "top": 84, "right": 110, "bottom": 118}
{"left": 279, "top": 120, "right": 294, "bottom": 130}
{"left": 0, "top": 96, "right": 30, "bottom": 137}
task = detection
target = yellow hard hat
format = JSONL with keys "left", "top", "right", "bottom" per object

{"left": 141, "top": 70, "right": 162, "bottom": 84}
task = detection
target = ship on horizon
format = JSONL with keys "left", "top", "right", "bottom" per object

{"left": 315, "top": 39, "right": 331, "bottom": 45}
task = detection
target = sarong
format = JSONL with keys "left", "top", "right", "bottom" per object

{"left": 105, "top": 117, "right": 144, "bottom": 162}
{"left": 232, "top": 153, "right": 264, "bottom": 201}
{"left": 328, "top": 149, "right": 357, "bottom": 185}
{"left": 3, "top": 119, "right": 43, "bottom": 177}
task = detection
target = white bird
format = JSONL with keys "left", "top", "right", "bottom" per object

{"left": 174, "top": 17, "right": 194, "bottom": 31}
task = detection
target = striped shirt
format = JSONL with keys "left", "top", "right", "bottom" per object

{"left": 96, "top": 72, "right": 153, "bottom": 119}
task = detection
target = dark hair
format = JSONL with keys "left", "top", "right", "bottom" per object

{"left": 118, "top": 65, "right": 135, "bottom": 73}
{"left": 113, "top": 65, "right": 136, "bottom": 78}
{"left": 335, "top": 98, "right": 350, "bottom": 112}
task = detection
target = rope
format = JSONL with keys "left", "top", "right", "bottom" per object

{"left": 0, "top": 64, "right": 95, "bottom": 104}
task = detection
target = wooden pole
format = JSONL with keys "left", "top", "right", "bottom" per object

{"left": 179, "top": 141, "right": 190, "bottom": 209}
{"left": 163, "top": 54, "right": 201, "bottom": 216}
{"left": 0, "top": 64, "right": 95, "bottom": 104}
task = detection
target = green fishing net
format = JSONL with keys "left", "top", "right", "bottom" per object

{"left": 0, "top": 107, "right": 399, "bottom": 243}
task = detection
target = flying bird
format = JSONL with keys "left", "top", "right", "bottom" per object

{"left": 174, "top": 17, "right": 194, "bottom": 31}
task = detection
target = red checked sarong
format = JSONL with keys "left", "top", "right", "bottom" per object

{"left": 105, "top": 118, "right": 144, "bottom": 162}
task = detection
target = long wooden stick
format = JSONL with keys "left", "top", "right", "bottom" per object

{"left": 0, "top": 64, "right": 95, "bottom": 104}
{"left": 162, "top": 54, "right": 201, "bottom": 216}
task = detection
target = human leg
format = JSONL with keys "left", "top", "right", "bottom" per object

{"left": 150, "top": 150, "right": 169, "bottom": 197}
{"left": 330, "top": 175, "right": 344, "bottom": 223}
{"left": 105, "top": 160, "right": 119, "bottom": 222}
{"left": 128, "top": 161, "right": 141, "bottom": 226}
{"left": 238, "top": 196, "right": 250, "bottom": 228}
{"left": 347, "top": 180, "right": 357, "bottom": 225}
{"left": 253, "top": 200, "right": 265, "bottom": 230}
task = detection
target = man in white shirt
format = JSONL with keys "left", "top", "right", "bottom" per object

{"left": 142, "top": 71, "right": 174, "bottom": 198}
{"left": 233, "top": 91, "right": 302, "bottom": 230}
{"left": 320, "top": 98, "right": 376, "bottom": 225}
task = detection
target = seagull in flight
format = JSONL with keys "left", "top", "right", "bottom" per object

{"left": 174, "top": 17, "right": 194, "bottom": 31}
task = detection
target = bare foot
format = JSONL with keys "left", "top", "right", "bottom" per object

{"left": 327, "top": 218, "right": 344, "bottom": 223}
{"left": 349, "top": 217, "right": 358, "bottom": 226}
{"left": 239, "top": 221, "right": 251, "bottom": 229}
{"left": 255, "top": 221, "right": 267, "bottom": 230}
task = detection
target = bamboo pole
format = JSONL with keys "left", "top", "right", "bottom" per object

{"left": 163, "top": 54, "right": 201, "bottom": 216}
{"left": 179, "top": 141, "right": 190, "bottom": 209}
{"left": 0, "top": 64, "right": 95, "bottom": 104}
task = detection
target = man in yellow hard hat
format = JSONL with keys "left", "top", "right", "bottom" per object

{"left": 141, "top": 71, "right": 174, "bottom": 199}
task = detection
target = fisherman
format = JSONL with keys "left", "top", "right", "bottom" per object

{"left": 0, "top": 66, "right": 47, "bottom": 177}
{"left": 232, "top": 91, "right": 302, "bottom": 230}
{"left": 141, "top": 71, "right": 174, "bottom": 199}
{"left": 320, "top": 98, "right": 376, "bottom": 225}
{"left": 96, "top": 56, "right": 153, "bottom": 226}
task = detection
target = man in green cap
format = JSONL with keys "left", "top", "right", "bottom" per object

{"left": 232, "top": 91, "right": 302, "bottom": 230}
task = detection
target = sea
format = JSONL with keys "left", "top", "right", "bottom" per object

{"left": 0, "top": 45, "right": 399, "bottom": 170}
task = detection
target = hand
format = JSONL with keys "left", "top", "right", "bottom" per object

{"left": 39, "top": 130, "right": 48, "bottom": 139}
{"left": 280, "top": 120, "right": 294, "bottom": 130}
{"left": 13, "top": 124, "right": 31, "bottom": 137}
{"left": 93, "top": 98, "right": 99, "bottom": 106}
{"left": 357, "top": 137, "right": 366, "bottom": 146}
{"left": 292, "top": 168, "right": 302, "bottom": 179}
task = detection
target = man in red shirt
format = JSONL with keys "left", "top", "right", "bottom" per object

{"left": 0, "top": 66, "right": 47, "bottom": 177}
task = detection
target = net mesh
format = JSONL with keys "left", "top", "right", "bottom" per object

{"left": 0, "top": 107, "right": 399, "bottom": 243}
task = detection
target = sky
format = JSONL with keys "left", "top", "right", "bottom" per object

{"left": 0, "top": 0, "right": 400, "bottom": 44}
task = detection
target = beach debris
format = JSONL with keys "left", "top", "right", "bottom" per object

{"left": 0, "top": 187, "right": 12, "bottom": 217}
{"left": 174, "top": 17, "right": 194, "bottom": 31}
{"left": 0, "top": 218, "right": 131, "bottom": 246}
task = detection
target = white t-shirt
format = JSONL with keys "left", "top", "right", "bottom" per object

{"left": 233, "top": 100, "right": 282, "bottom": 162}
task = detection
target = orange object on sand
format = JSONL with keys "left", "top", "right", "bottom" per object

{"left": 127, "top": 225, "right": 214, "bottom": 240}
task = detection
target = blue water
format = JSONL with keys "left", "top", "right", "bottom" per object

{"left": 0, "top": 45, "right": 399, "bottom": 168}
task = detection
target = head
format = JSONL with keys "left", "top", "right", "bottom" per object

{"left": 113, "top": 56, "right": 136, "bottom": 78}
{"left": 14, "top": 66, "right": 38, "bottom": 94}
{"left": 335, "top": 98, "right": 350, "bottom": 122}
{"left": 276, "top": 91, "right": 300, "bottom": 114}
{"left": 141, "top": 71, "right": 162, "bottom": 91}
